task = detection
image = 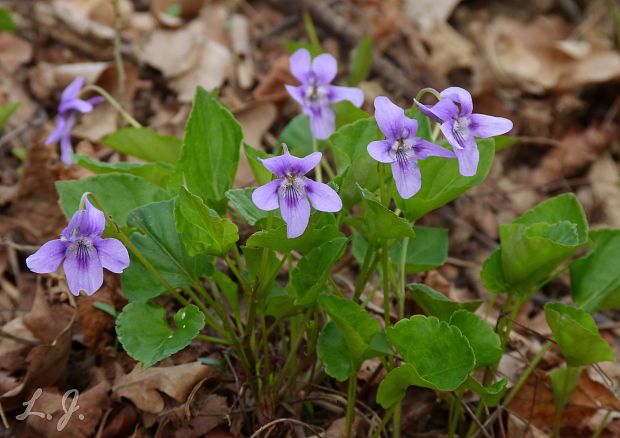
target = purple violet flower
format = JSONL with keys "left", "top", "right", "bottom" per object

{"left": 414, "top": 87, "right": 513, "bottom": 177}
{"left": 26, "top": 193, "right": 129, "bottom": 296}
{"left": 252, "top": 147, "right": 342, "bottom": 238}
{"left": 285, "top": 48, "right": 364, "bottom": 140}
{"left": 367, "top": 96, "right": 456, "bottom": 199}
{"left": 45, "top": 77, "right": 105, "bottom": 165}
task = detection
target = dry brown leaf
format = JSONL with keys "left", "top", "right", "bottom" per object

{"left": 13, "top": 382, "right": 109, "bottom": 438}
{"left": 77, "top": 275, "right": 117, "bottom": 349}
{"left": 509, "top": 368, "right": 620, "bottom": 433}
{"left": 1, "top": 290, "right": 75, "bottom": 411}
{"left": 418, "top": 21, "right": 475, "bottom": 76}
{"left": 156, "top": 394, "right": 228, "bottom": 438}
{"left": 0, "top": 33, "right": 33, "bottom": 73}
{"left": 151, "top": 0, "right": 204, "bottom": 27}
{"left": 588, "top": 154, "right": 620, "bottom": 228}
{"left": 112, "top": 362, "right": 217, "bottom": 414}
{"left": 404, "top": 0, "right": 461, "bottom": 29}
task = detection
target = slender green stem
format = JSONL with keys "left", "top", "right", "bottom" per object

{"left": 345, "top": 375, "right": 357, "bottom": 438}
{"left": 503, "top": 340, "right": 552, "bottom": 406}
{"left": 448, "top": 389, "right": 464, "bottom": 438}
{"left": 414, "top": 87, "right": 441, "bottom": 102}
{"left": 80, "top": 84, "right": 141, "bottom": 128}
{"left": 381, "top": 244, "right": 391, "bottom": 328}
{"left": 353, "top": 243, "right": 374, "bottom": 301}
{"left": 592, "top": 410, "right": 612, "bottom": 438}
{"left": 397, "top": 237, "right": 409, "bottom": 319}
{"left": 378, "top": 163, "right": 387, "bottom": 205}
{"left": 312, "top": 136, "right": 322, "bottom": 182}
{"left": 370, "top": 407, "right": 395, "bottom": 438}
{"left": 274, "top": 311, "right": 310, "bottom": 396}
{"left": 197, "top": 334, "right": 233, "bottom": 345}
{"left": 393, "top": 403, "right": 402, "bottom": 438}
{"left": 184, "top": 287, "right": 227, "bottom": 335}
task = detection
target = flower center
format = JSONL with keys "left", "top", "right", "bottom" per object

{"left": 303, "top": 84, "right": 329, "bottom": 110}
{"left": 68, "top": 237, "right": 95, "bottom": 268}
{"left": 280, "top": 174, "right": 306, "bottom": 207}
{"left": 390, "top": 138, "right": 415, "bottom": 166}
{"left": 452, "top": 117, "right": 471, "bottom": 149}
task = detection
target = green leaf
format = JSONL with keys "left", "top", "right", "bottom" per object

{"left": 291, "top": 238, "right": 348, "bottom": 306}
{"left": 282, "top": 40, "right": 323, "bottom": 57}
{"left": 121, "top": 200, "right": 213, "bottom": 301}
{"left": 246, "top": 216, "right": 345, "bottom": 254}
{"left": 464, "top": 376, "right": 508, "bottom": 407}
{"left": 55, "top": 173, "right": 169, "bottom": 227}
{"left": 243, "top": 143, "right": 272, "bottom": 186}
{"left": 174, "top": 187, "right": 238, "bottom": 256}
{"left": 348, "top": 37, "right": 373, "bottom": 86}
{"left": 494, "top": 136, "right": 519, "bottom": 151}
{"left": 570, "top": 229, "right": 620, "bottom": 312}
{"left": 318, "top": 294, "right": 382, "bottom": 374}
{"left": 389, "top": 226, "right": 448, "bottom": 274}
{"left": 0, "top": 102, "right": 20, "bottom": 130}
{"left": 212, "top": 269, "right": 240, "bottom": 323}
{"left": 278, "top": 115, "right": 319, "bottom": 156}
{"left": 395, "top": 139, "right": 495, "bottom": 221}
{"left": 332, "top": 101, "right": 368, "bottom": 128}
{"left": 378, "top": 315, "right": 475, "bottom": 407}
{"left": 408, "top": 283, "right": 481, "bottom": 321}
{"left": 0, "top": 7, "right": 17, "bottom": 33}
{"left": 350, "top": 186, "right": 416, "bottom": 242}
{"left": 317, "top": 321, "right": 354, "bottom": 381}
{"left": 544, "top": 302, "right": 615, "bottom": 366}
{"left": 449, "top": 310, "right": 502, "bottom": 367}
{"left": 101, "top": 127, "right": 181, "bottom": 164}
{"left": 92, "top": 302, "right": 117, "bottom": 318}
{"left": 72, "top": 154, "right": 173, "bottom": 188}
{"left": 550, "top": 366, "right": 582, "bottom": 413}
{"left": 174, "top": 87, "right": 242, "bottom": 212}
{"left": 225, "top": 188, "right": 270, "bottom": 225}
{"left": 499, "top": 194, "right": 588, "bottom": 296}
{"left": 116, "top": 303, "right": 204, "bottom": 368}
{"left": 329, "top": 118, "right": 381, "bottom": 207}
{"left": 480, "top": 249, "right": 507, "bottom": 294}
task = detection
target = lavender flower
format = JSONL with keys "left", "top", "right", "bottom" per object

{"left": 26, "top": 193, "right": 129, "bottom": 296}
{"left": 414, "top": 87, "right": 513, "bottom": 177}
{"left": 367, "top": 96, "right": 456, "bottom": 199}
{"left": 252, "top": 147, "right": 342, "bottom": 238}
{"left": 45, "top": 77, "right": 104, "bottom": 165}
{"left": 285, "top": 48, "right": 364, "bottom": 140}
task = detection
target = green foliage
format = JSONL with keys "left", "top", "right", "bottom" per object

{"left": 291, "top": 238, "right": 348, "bottom": 306}
{"left": 243, "top": 143, "right": 272, "bottom": 186}
{"left": 347, "top": 186, "right": 415, "bottom": 242}
{"left": 464, "top": 377, "right": 508, "bottom": 407}
{"left": 348, "top": 37, "right": 373, "bottom": 86}
{"left": 72, "top": 154, "right": 173, "bottom": 188}
{"left": 0, "top": 7, "right": 17, "bottom": 32}
{"left": 570, "top": 229, "right": 620, "bottom": 312}
{"left": 101, "top": 127, "right": 181, "bottom": 164}
{"left": 116, "top": 303, "right": 204, "bottom": 368}
{"left": 449, "top": 310, "right": 502, "bottom": 367}
{"left": 246, "top": 215, "right": 345, "bottom": 254}
{"left": 278, "top": 115, "right": 324, "bottom": 156}
{"left": 55, "top": 173, "right": 169, "bottom": 227}
{"left": 395, "top": 139, "right": 495, "bottom": 221}
{"left": 174, "top": 187, "right": 239, "bottom": 256}
{"left": 121, "top": 200, "right": 213, "bottom": 301}
{"left": 544, "top": 302, "right": 614, "bottom": 366}
{"left": 389, "top": 226, "right": 448, "bottom": 274}
{"left": 494, "top": 136, "right": 519, "bottom": 151}
{"left": 174, "top": 87, "right": 242, "bottom": 213}
{"left": 317, "top": 295, "right": 383, "bottom": 381}
{"left": 484, "top": 194, "right": 588, "bottom": 296}
{"left": 225, "top": 188, "right": 271, "bottom": 225}
{"left": 0, "top": 102, "right": 20, "bottom": 130}
{"left": 408, "top": 283, "right": 481, "bottom": 321}
{"left": 329, "top": 118, "right": 382, "bottom": 207}
{"left": 377, "top": 315, "right": 475, "bottom": 407}
{"left": 550, "top": 366, "right": 582, "bottom": 414}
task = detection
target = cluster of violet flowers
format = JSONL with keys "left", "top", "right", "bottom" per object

{"left": 252, "top": 48, "right": 512, "bottom": 238}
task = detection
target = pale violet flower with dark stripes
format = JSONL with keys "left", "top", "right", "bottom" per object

{"left": 252, "top": 147, "right": 342, "bottom": 238}
{"left": 45, "top": 77, "right": 104, "bottom": 164}
{"left": 26, "top": 193, "right": 129, "bottom": 296}
{"left": 285, "top": 48, "right": 364, "bottom": 140}
{"left": 367, "top": 96, "right": 456, "bottom": 199}
{"left": 414, "top": 87, "right": 513, "bottom": 176}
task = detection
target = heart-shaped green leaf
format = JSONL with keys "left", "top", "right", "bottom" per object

{"left": 389, "top": 226, "right": 448, "bottom": 274}
{"left": 408, "top": 283, "right": 481, "bottom": 321}
{"left": 449, "top": 310, "right": 502, "bottom": 367}
{"left": 544, "top": 302, "right": 614, "bottom": 366}
{"left": 72, "top": 154, "right": 173, "bottom": 188}
{"left": 116, "top": 303, "right": 205, "bottom": 368}
{"left": 464, "top": 376, "right": 507, "bottom": 407}
{"left": 101, "top": 127, "right": 182, "bottom": 164}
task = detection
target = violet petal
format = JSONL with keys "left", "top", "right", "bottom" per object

{"left": 26, "top": 239, "right": 68, "bottom": 274}
{"left": 304, "top": 178, "right": 342, "bottom": 212}
{"left": 252, "top": 179, "right": 282, "bottom": 211}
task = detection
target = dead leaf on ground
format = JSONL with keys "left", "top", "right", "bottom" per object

{"left": 156, "top": 394, "right": 228, "bottom": 438}
{"left": 77, "top": 275, "right": 117, "bottom": 349}
{"left": 0, "top": 33, "right": 33, "bottom": 74}
{"left": 112, "top": 362, "right": 218, "bottom": 414}
{"left": 588, "top": 154, "right": 620, "bottom": 228}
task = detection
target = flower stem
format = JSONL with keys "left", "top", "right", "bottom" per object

{"left": 80, "top": 84, "right": 142, "bottom": 128}
{"left": 397, "top": 237, "right": 409, "bottom": 319}
{"left": 414, "top": 87, "right": 441, "bottom": 103}
{"left": 353, "top": 242, "right": 374, "bottom": 301}
{"left": 504, "top": 340, "right": 552, "bottom": 406}
{"left": 345, "top": 375, "right": 357, "bottom": 438}
{"left": 312, "top": 136, "right": 322, "bottom": 182}
{"left": 448, "top": 389, "right": 464, "bottom": 438}
{"left": 370, "top": 407, "right": 395, "bottom": 438}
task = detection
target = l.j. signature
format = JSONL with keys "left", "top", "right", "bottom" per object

{"left": 16, "top": 388, "right": 85, "bottom": 431}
